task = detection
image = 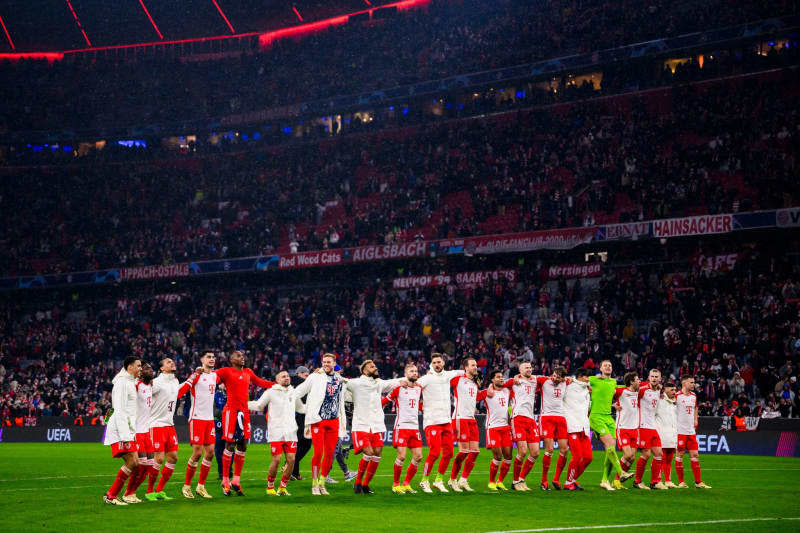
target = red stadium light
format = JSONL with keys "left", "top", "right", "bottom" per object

{"left": 0, "top": 52, "right": 64, "bottom": 61}
{"left": 138, "top": 0, "right": 164, "bottom": 40}
{"left": 292, "top": 6, "right": 304, "bottom": 22}
{"left": 211, "top": 0, "right": 236, "bottom": 34}
{"left": 0, "top": 13, "right": 15, "bottom": 50}
{"left": 64, "top": 0, "right": 92, "bottom": 47}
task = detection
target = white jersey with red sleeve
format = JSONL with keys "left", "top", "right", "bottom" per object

{"left": 616, "top": 387, "right": 640, "bottom": 430}
{"left": 537, "top": 376, "right": 567, "bottom": 417}
{"left": 188, "top": 372, "right": 218, "bottom": 421}
{"left": 451, "top": 375, "right": 480, "bottom": 420}
{"left": 389, "top": 385, "right": 422, "bottom": 431}
{"left": 505, "top": 377, "right": 538, "bottom": 418}
{"left": 134, "top": 380, "right": 152, "bottom": 434}
{"left": 483, "top": 387, "right": 512, "bottom": 429}
{"left": 638, "top": 385, "right": 660, "bottom": 430}
{"left": 675, "top": 391, "right": 697, "bottom": 435}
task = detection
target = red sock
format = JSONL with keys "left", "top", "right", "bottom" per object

{"left": 690, "top": 458, "right": 702, "bottom": 483}
{"left": 513, "top": 456, "right": 523, "bottom": 482}
{"left": 221, "top": 450, "right": 233, "bottom": 482}
{"left": 634, "top": 456, "right": 647, "bottom": 484}
{"left": 198, "top": 459, "right": 212, "bottom": 486}
{"left": 616, "top": 457, "right": 631, "bottom": 480}
{"left": 147, "top": 464, "right": 159, "bottom": 492}
{"left": 489, "top": 460, "right": 499, "bottom": 483}
{"left": 355, "top": 457, "right": 368, "bottom": 485}
{"left": 553, "top": 453, "right": 567, "bottom": 483}
{"left": 155, "top": 462, "right": 174, "bottom": 492}
{"left": 520, "top": 456, "right": 536, "bottom": 480}
{"left": 662, "top": 451, "right": 673, "bottom": 482}
{"left": 403, "top": 460, "right": 419, "bottom": 485}
{"left": 462, "top": 452, "right": 478, "bottom": 479}
{"left": 541, "top": 452, "right": 552, "bottom": 484}
{"left": 577, "top": 456, "right": 592, "bottom": 478}
{"left": 280, "top": 472, "right": 290, "bottom": 488}
{"left": 651, "top": 456, "right": 662, "bottom": 484}
{"left": 232, "top": 450, "right": 245, "bottom": 483}
{"left": 184, "top": 460, "right": 197, "bottom": 486}
{"left": 566, "top": 455, "right": 581, "bottom": 483}
{"left": 393, "top": 458, "right": 403, "bottom": 485}
{"left": 438, "top": 450, "right": 453, "bottom": 475}
{"left": 267, "top": 474, "right": 276, "bottom": 489}
{"left": 107, "top": 465, "right": 132, "bottom": 499}
{"left": 363, "top": 457, "right": 380, "bottom": 486}
{"left": 123, "top": 465, "right": 143, "bottom": 496}
{"left": 423, "top": 455, "right": 437, "bottom": 477}
{"left": 498, "top": 460, "right": 511, "bottom": 483}
{"left": 450, "top": 452, "right": 467, "bottom": 480}
{"left": 675, "top": 459, "right": 685, "bottom": 484}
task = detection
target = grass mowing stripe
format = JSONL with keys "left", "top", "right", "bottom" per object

{"left": 486, "top": 517, "right": 800, "bottom": 533}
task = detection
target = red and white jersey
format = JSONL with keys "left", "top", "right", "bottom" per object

{"left": 188, "top": 372, "right": 217, "bottom": 421}
{"left": 134, "top": 380, "right": 152, "bottom": 434}
{"left": 451, "top": 375, "right": 481, "bottom": 420}
{"left": 483, "top": 387, "right": 512, "bottom": 429}
{"left": 150, "top": 373, "right": 189, "bottom": 428}
{"left": 638, "top": 385, "right": 661, "bottom": 430}
{"left": 675, "top": 391, "right": 697, "bottom": 435}
{"left": 505, "top": 377, "right": 538, "bottom": 418}
{"left": 388, "top": 385, "right": 422, "bottom": 431}
{"left": 616, "top": 388, "right": 640, "bottom": 430}
{"left": 537, "top": 377, "right": 568, "bottom": 417}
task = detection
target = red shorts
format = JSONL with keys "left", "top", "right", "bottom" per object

{"left": 150, "top": 426, "right": 179, "bottom": 453}
{"left": 424, "top": 423, "right": 454, "bottom": 454}
{"left": 638, "top": 428, "right": 662, "bottom": 449}
{"left": 135, "top": 432, "right": 154, "bottom": 454}
{"left": 111, "top": 440, "right": 139, "bottom": 458}
{"left": 393, "top": 429, "right": 423, "bottom": 448}
{"left": 222, "top": 407, "right": 251, "bottom": 442}
{"left": 270, "top": 441, "right": 298, "bottom": 455}
{"left": 511, "top": 416, "right": 540, "bottom": 443}
{"left": 487, "top": 426, "right": 512, "bottom": 448}
{"left": 540, "top": 416, "right": 568, "bottom": 440}
{"left": 189, "top": 419, "right": 216, "bottom": 446}
{"left": 567, "top": 431, "right": 593, "bottom": 458}
{"left": 352, "top": 431, "right": 384, "bottom": 454}
{"left": 617, "top": 428, "right": 638, "bottom": 449}
{"left": 677, "top": 434, "right": 699, "bottom": 451}
{"left": 454, "top": 418, "right": 480, "bottom": 443}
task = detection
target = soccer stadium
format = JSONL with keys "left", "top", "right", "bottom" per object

{"left": 0, "top": 0, "right": 799, "bottom": 531}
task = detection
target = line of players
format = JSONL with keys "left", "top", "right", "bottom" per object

{"left": 103, "top": 350, "right": 710, "bottom": 504}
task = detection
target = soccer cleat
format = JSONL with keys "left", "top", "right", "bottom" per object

{"left": 695, "top": 482, "right": 712, "bottom": 489}
{"left": 392, "top": 485, "right": 405, "bottom": 494}
{"left": 401, "top": 484, "right": 417, "bottom": 494}
{"left": 651, "top": 482, "right": 668, "bottom": 490}
{"left": 221, "top": 480, "right": 232, "bottom": 497}
{"left": 419, "top": 480, "right": 433, "bottom": 493}
{"left": 181, "top": 485, "right": 195, "bottom": 499}
{"left": 277, "top": 487, "right": 291, "bottom": 496}
{"left": 266, "top": 488, "right": 278, "bottom": 496}
{"left": 361, "top": 485, "right": 374, "bottom": 495}
{"left": 155, "top": 491, "right": 173, "bottom": 500}
{"left": 195, "top": 486, "right": 212, "bottom": 499}
{"left": 551, "top": 480, "right": 562, "bottom": 491}
{"left": 432, "top": 480, "right": 449, "bottom": 493}
{"left": 291, "top": 475, "right": 305, "bottom": 481}
{"left": 144, "top": 491, "right": 159, "bottom": 502}
{"left": 564, "top": 482, "right": 576, "bottom": 491}
{"left": 512, "top": 481, "right": 526, "bottom": 491}
{"left": 633, "top": 482, "right": 650, "bottom": 490}
{"left": 677, "top": 482, "right": 689, "bottom": 489}
{"left": 612, "top": 480, "right": 627, "bottom": 490}
{"left": 231, "top": 483, "right": 244, "bottom": 496}
{"left": 599, "top": 480, "right": 616, "bottom": 491}
{"left": 447, "top": 479, "right": 463, "bottom": 492}
{"left": 458, "top": 479, "right": 474, "bottom": 492}
{"left": 121, "top": 494, "right": 141, "bottom": 504}
{"left": 520, "top": 481, "right": 531, "bottom": 491}
{"left": 354, "top": 483, "right": 363, "bottom": 494}
{"left": 325, "top": 476, "right": 339, "bottom": 484}
{"left": 496, "top": 482, "right": 508, "bottom": 491}
{"left": 540, "top": 482, "right": 550, "bottom": 491}
{"left": 319, "top": 484, "right": 330, "bottom": 496}
{"left": 664, "top": 481, "right": 678, "bottom": 489}
{"left": 487, "top": 482, "right": 498, "bottom": 491}
{"left": 619, "top": 471, "right": 635, "bottom": 483}
{"left": 572, "top": 483, "right": 585, "bottom": 491}
{"left": 103, "top": 495, "right": 127, "bottom": 506}
{"left": 344, "top": 472, "right": 357, "bottom": 482}
{"left": 311, "top": 484, "right": 321, "bottom": 496}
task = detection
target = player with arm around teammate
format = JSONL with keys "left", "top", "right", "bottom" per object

{"left": 387, "top": 363, "right": 424, "bottom": 494}
{"left": 103, "top": 356, "right": 141, "bottom": 506}
{"left": 483, "top": 369, "right": 513, "bottom": 491}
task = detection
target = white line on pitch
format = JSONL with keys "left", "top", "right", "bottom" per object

{"left": 485, "top": 517, "right": 800, "bottom": 533}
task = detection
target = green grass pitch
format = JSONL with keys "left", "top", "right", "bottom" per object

{"left": 1, "top": 444, "right": 798, "bottom": 532}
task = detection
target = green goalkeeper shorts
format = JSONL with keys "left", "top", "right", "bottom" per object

{"left": 589, "top": 414, "right": 616, "bottom": 438}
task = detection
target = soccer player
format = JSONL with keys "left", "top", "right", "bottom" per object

{"left": 103, "top": 356, "right": 141, "bottom": 505}
{"left": 181, "top": 351, "right": 219, "bottom": 499}
{"left": 416, "top": 353, "right": 464, "bottom": 493}
{"left": 563, "top": 368, "right": 592, "bottom": 491}
{"left": 290, "top": 365, "right": 312, "bottom": 480}
{"left": 588, "top": 360, "right": 632, "bottom": 490}
{"left": 121, "top": 362, "right": 155, "bottom": 503}
{"left": 346, "top": 359, "right": 404, "bottom": 494}
{"left": 613, "top": 371, "right": 641, "bottom": 490}
{"left": 449, "top": 357, "right": 489, "bottom": 492}
{"left": 635, "top": 369, "right": 666, "bottom": 490}
{"left": 386, "top": 363, "right": 423, "bottom": 494}
{"left": 149, "top": 357, "right": 193, "bottom": 500}
{"left": 293, "top": 353, "right": 347, "bottom": 495}
{"left": 656, "top": 380, "right": 679, "bottom": 488}
{"left": 215, "top": 349, "right": 275, "bottom": 496}
{"left": 676, "top": 375, "right": 712, "bottom": 489}
{"left": 248, "top": 369, "right": 305, "bottom": 496}
{"left": 537, "top": 366, "right": 569, "bottom": 490}
{"left": 483, "top": 369, "right": 512, "bottom": 491}
{"left": 504, "top": 361, "right": 540, "bottom": 491}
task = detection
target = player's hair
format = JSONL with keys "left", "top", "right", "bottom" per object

{"left": 624, "top": 372, "right": 639, "bottom": 387}
{"left": 664, "top": 381, "right": 677, "bottom": 388}
{"left": 275, "top": 369, "right": 289, "bottom": 378}
{"left": 322, "top": 352, "right": 337, "bottom": 361}
{"left": 462, "top": 357, "right": 476, "bottom": 368}
{"left": 489, "top": 368, "right": 503, "bottom": 380}
{"left": 575, "top": 368, "right": 589, "bottom": 378}
{"left": 201, "top": 350, "right": 215, "bottom": 358}
{"left": 229, "top": 349, "right": 244, "bottom": 359}
{"left": 159, "top": 357, "right": 172, "bottom": 369}
{"left": 360, "top": 359, "right": 374, "bottom": 374}
{"left": 123, "top": 356, "right": 140, "bottom": 371}
{"left": 430, "top": 352, "right": 444, "bottom": 362}
{"left": 680, "top": 374, "right": 694, "bottom": 383}
{"left": 649, "top": 368, "right": 661, "bottom": 375}
{"left": 518, "top": 360, "right": 531, "bottom": 367}
{"left": 553, "top": 365, "right": 566, "bottom": 377}
{"left": 600, "top": 359, "right": 612, "bottom": 366}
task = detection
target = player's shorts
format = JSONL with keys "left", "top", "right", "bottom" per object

{"left": 222, "top": 407, "right": 250, "bottom": 442}
{"left": 189, "top": 419, "right": 216, "bottom": 446}
{"left": 567, "top": 431, "right": 593, "bottom": 458}
{"left": 111, "top": 440, "right": 139, "bottom": 458}
{"left": 511, "top": 416, "right": 540, "bottom": 443}
{"left": 150, "top": 426, "right": 179, "bottom": 453}
{"left": 454, "top": 418, "right": 480, "bottom": 443}
{"left": 393, "top": 429, "right": 423, "bottom": 448}
{"left": 638, "top": 428, "right": 662, "bottom": 449}
{"left": 540, "top": 415, "right": 568, "bottom": 440}
{"left": 617, "top": 428, "right": 638, "bottom": 449}
{"left": 352, "top": 431, "right": 384, "bottom": 454}
{"left": 487, "top": 426, "right": 512, "bottom": 448}
{"left": 135, "top": 431, "right": 155, "bottom": 454}
{"left": 589, "top": 414, "right": 616, "bottom": 438}
{"left": 424, "top": 423, "right": 454, "bottom": 454}
{"left": 677, "top": 434, "right": 699, "bottom": 451}
{"left": 270, "top": 441, "right": 298, "bottom": 455}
